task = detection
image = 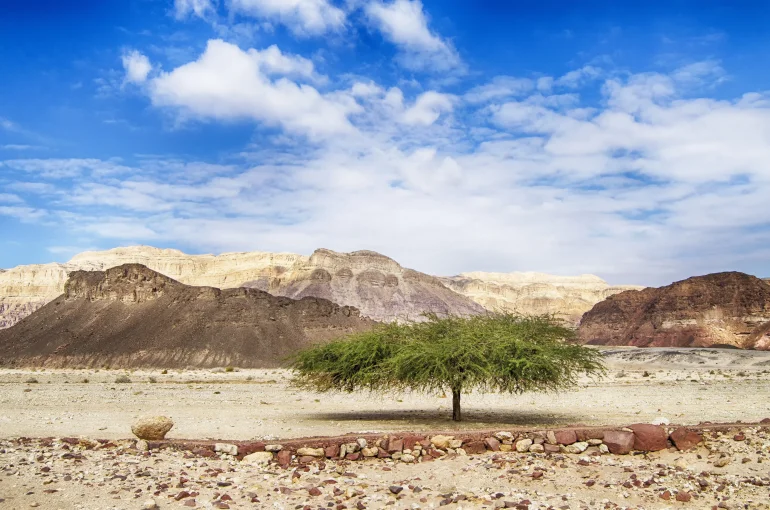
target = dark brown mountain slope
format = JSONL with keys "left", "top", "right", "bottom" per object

{"left": 578, "top": 272, "right": 770, "bottom": 350}
{"left": 0, "top": 264, "right": 374, "bottom": 368}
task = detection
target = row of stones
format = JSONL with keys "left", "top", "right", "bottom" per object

{"left": 197, "top": 423, "right": 706, "bottom": 469}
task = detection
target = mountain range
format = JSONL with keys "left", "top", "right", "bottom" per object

{"left": 0, "top": 246, "right": 640, "bottom": 328}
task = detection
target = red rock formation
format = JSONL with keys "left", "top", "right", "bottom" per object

{"left": 578, "top": 272, "right": 770, "bottom": 349}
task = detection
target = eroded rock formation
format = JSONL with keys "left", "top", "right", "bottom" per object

{"left": 0, "top": 264, "right": 373, "bottom": 368}
{"left": 578, "top": 272, "right": 770, "bottom": 350}
{"left": 441, "top": 272, "right": 643, "bottom": 325}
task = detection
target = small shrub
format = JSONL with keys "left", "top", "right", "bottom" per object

{"left": 642, "top": 371, "right": 650, "bottom": 377}
{"left": 148, "top": 377, "right": 157, "bottom": 383}
{"left": 161, "top": 369, "right": 168, "bottom": 375}
{"left": 25, "top": 377, "right": 39, "bottom": 384}
{"left": 225, "top": 366, "right": 235, "bottom": 373}
{"left": 82, "top": 378, "right": 89, "bottom": 383}
{"left": 115, "top": 375, "right": 131, "bottom": 384}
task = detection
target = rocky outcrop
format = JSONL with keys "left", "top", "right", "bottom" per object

{"left": 578, "top": 272, "right": 770, "bottom": 350}
{"left": 441, "top": 272, "right": 642, "bottom": 325}
{"left": 0, "top": 264, "right": 373, "bottom": 368}
{"left": 245, "top": 249, "right": 485, "bottom": 322}
{"left": 0, "top": 264, "right": 70, "bottom": 328}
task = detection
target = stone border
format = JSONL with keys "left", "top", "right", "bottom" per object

{"left": 48, "top": 418, "right": 764, "bottom": 469}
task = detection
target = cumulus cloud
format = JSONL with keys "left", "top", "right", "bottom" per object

{"left": 147, "top": 39, "right": 358, "bottom": 138}
{"left": 366, "top": 0, "right": 461, "bottom": 71}
{"left": 230, "top": 0, "right": 345, "bottom": 36}
{"left": 464, "top": 77, "right": 535, "bottom": 104}
{"left": 402, "top": 91, "right": 454, "bottom": 125}
{"left": 121, "top": 50, "right": 152, "bottom": 84}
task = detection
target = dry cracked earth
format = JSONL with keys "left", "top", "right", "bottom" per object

{"left": 1, "top": 347, "right": 770, "bottom": 509}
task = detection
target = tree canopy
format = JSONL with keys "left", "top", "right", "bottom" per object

{"left": 291, "top": 313, "right": 605, "bottom": 421}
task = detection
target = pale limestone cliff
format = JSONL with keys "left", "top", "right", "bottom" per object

{"left": 440, "top": 272, "right": 644, "bottom": 326}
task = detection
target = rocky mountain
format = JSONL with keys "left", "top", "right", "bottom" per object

{"left": 0, "top": 264, "right": 373, "bottom": 368}
{"left": 441, "top": 272, "right": 643, "bottom": 325}
{"left": 0, "top": 245, "right": 639, "bottom": 328}
{"left": 578, "top": 272, "right": 770, "bottom": 350}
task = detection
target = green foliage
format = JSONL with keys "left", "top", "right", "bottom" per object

{"left": 291, "top": 313, "right": 605, "bottom": 420}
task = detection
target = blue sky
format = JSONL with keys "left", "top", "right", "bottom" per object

{"left": 1, "top": 0, "right": 770, "bottom": 285}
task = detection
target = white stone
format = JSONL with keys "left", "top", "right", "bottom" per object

{"left": 430, "top": 435, "right": 454, "bottom": 449}
{"left": 242, "top": 452, "right": 274, "bottom": 465}
{"left": 214, "top": 443, "right": 238, "bottom": 456}
{"left": 297, "top": 447, "right": 325, "bottom": 457}
{"left": 494, "top": 431, "right": 514, "bottom": 442}
{"left": 515, "top": 439, "right": 533, "bottom": 453}
{"left": 265, "top": 444, "right": 283, "bottom": 452}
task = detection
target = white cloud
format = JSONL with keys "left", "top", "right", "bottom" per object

{"left": 402, "top": 91, "right": 453, "bottom": 125}
{"left": 554, "top": 65, "right": 602, "bottom": 88}
{"left": 1, "top": 158, "right": 133, "bottom": 179}
{"left": 0, "top": 193, "right": 23, "bottom": 204}
{"left": 147, "top": 39, "right": 359, "bottom": 138}
{"left": 121, "top": 50, "right": 152, "bottom": 84}
{"left": 230, "top": 0, "right": 345, "bottom": 36}
{"left": 366, "top": 0, "right": 461, "bottom": 71}
{"left": 464, "top": 77, "right": 534, "bottom": 104}
{"left": 1, "top": 144, "right": 38, "bottom": 151}
{"left": 174, "top": 0, "right": 216, "bottom": 19}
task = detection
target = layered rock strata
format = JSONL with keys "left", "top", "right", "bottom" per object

{"left": 578, "top": 272, "right": 770, "bottom": 349}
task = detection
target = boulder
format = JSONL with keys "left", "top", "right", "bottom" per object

{"left": 297, "top": 447, "right": 325, "bottom": 457}
{"left": 430, "top": 435, "right": 454, "bottom": 449}
{"left": 554, "top": 430, "right": 577, "bottom": 445}
{"left": 386, "top": 438, "right": 403, "bottom": 454}
{"left": 670, "top": 428, "right": 702, "bottom": 451}
{"left": 463, "top": 441, "right": 487, "bottom": 455}
{"left": 276, "top": 450, "right": 292, "bottom": 468}
{"left": 629, "top": 424, "right": 668, "bottom": 451}
{"left": 215, "top": 443, "right": 238, "bottom": 456}
{"left": 515, "top": 439, "right": 532, "bottom": 453}
{"left": 603, "top": 431, "right": 634, "bottom": 455}
{"left": 131, "top": 416, "right": 174, "bottom": 440}
{"left": 484, "top": 437, "right": 501, "bottom": 451}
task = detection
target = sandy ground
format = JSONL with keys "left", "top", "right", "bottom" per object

{"left": 1, "top": 348, "right": 770, "bottom": 441}
{"left": 2, "top": 347, "right": 770, "bottom": 509}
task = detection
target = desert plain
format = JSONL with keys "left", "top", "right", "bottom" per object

{"left": 1, "top": 348, "right": 770, "bottom": 509}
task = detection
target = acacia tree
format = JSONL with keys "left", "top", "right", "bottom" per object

{"left": 291, "top": 313, "right": 605, "bottom": 421}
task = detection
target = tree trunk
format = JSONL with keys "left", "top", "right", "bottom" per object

{"left": 452, "top": 387, "right": 462, "bottom": 421}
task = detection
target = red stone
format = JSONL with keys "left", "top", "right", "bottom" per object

{"left": 669, "top": 428, "right": 702, "bottom": 451}
{"left": 402, "top": 436, "right": 423, "bottom": 451}
{"left": 543, "top": 444, "right": 560, "bottom": 454}
{"left": 659, "top": 490, "right": 671, "bottom": 500}
{"left": 192, "top": 448, "right": 216, "bottom": 458}
{"left": 575, "top": 429, "right": 604, "bottom": 441}
{"left": 629, "top": 424, "right": 668, "bottom": 452}
{"left": 238, "top": 442, "right": 266, "bottom": 458}
{"left": 299, "top": 456, "right": 316, "bottom": 464}
{"left": 484, "top": 437, "right": 501, "bottom": 451}
{"left": 554, "top": 430, "right": 577, "bottom": 445}
{"left": 325, "top": 445, "right": 340, "bottom": 458}
{"left": 377, "top": 449, "right": 391, "bottom": 458}
{"left": 387, "top": 439, "right": 403, "bottom": 454}
{"left": 675, "top": 491, "right": 691, "bottom": 502}
{"left": 308, "top": 487, "right": 322, "bottom": 496}
{"left": 463, "top": 441, "right": 487, "bottom": 455}
{"left": 733, "top": 433, "right": 745, "bottom": 441}
{"left": 760, "top": 418, "right": 770, "bottom": 424}
{"left": 603, "top": 431, "right": 634, "bottom": 455}
{"left": 276, "top": 450, "right": 292, "bottom": 468}
{"left": 345, "top": 453, "right": 360, "bottom": 461}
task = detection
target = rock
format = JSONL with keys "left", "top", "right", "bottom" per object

{"left": 670, "top": 428, "right": 702, "bottom": 451}
{"left": 463, "top": 441, "right": 487, "bottom": 455}
{"left": 276, "top": 449, "right": 292, "bottom": 468}
{"left": 546, "top": 431, "right": 557, "bottom": 444}
{"left": 675, "top": 491, "right": 692, "bottom": 502}
{"left": 400, "top": 453, "right": 416, "bottom": 463}
{"left": 603, "top": 431, "right": 635, "bottom": 455}
{"left": 356, "top": 438, "right": 367, "bottom": 449}
{"left": 499, "top": 444, "right": 512, "bottom": 452}
{"left": 389, "top": 486, "right": 403, "bottom": 495}
{"left": 361, "top": 447, "right": 378, "bottom": 457}
{"left": 651, "top": 417, "right": 670, "bottom": 426}
{"left": 484, "top": 437, "right": 501, "bottom": 451}
{"left": 242, "top": 452, "right": 273, "bottom": 465}
{"left": 386, "top": 438, "right": 403, "bottom": 454}
{"left": 629, "top": 424, "right": 668, "bottom": 451}
{"left": 714, "top": 456, "right": 731, "bottom": 467}
{"left": 544, "top": 444, "right": 560, "bottom": 454}
{"left": 265, "top": 444, "right": 283, "bottom": 452}
{"left": 598, "top": 444, "right": 609, "bottom": 454}
{"left": 131, "top": 416, "right": 174, "bottom": 440}
{"left": 142, "top": 500, "right": 158, "bottom": 509}
{"left": 448, "top": 439, "right": 463, "bottom": 449}
{"left": 430, "top": 435, "right": 454, "bottom": 449}
{"left": 308, "top": 487, "right": 322, "bottom": 496}
{"left": 554, "top": 430, "right": 577, "bottom": 445}
{"left": 135, "top": 439, "right": 149, "bottom": 451}
{"left": 515, "top": 439, "right": 533, "bottom": 452}
{"left": 494, "top": 431, "right": 514, "bottom": 442}
{"left": 325, "top": 444, "right": 340, "bottom": 458}
{"left": 563, "top": 442, "right": 588, "bottom": 454}
{"left": 297, "top": 447, "right": 325, "bottom": 457}
{"left": 674, "top": 457, "right": 689, "bottom": 470}
{"left": 215, "top": 443, "right": 238, "bottom": 456}
{"left": 529, "top": 444, "right": 545, "bottom": 453}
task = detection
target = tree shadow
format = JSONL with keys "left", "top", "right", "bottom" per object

{"left": 309, "top": 408, "right": 586, "bottom": 428}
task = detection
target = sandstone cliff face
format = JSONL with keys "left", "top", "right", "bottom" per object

{"left": 0, "top": 264, "right": 373, "bottom": 368}
{"left": 441, "top": 272, "right": 643, "bottom": 326}
{"left": 0, "top": 264, "right": 70, "bottom": 328}
{"left": 245, "top": 249, "right": 486, "bottom": 322}
{"left": 578, "top": 272, "right": 770, "bottom": 350}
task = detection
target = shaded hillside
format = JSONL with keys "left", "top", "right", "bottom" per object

{"left": 0, "top": 264, "right": 374, "bottom": 368}
{"left": 578, "top": 272, "right": 770, "bottom": 349}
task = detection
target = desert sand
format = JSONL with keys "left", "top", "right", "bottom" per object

{"left": 2, "top": 348, "right": 770, "bottom": 509}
